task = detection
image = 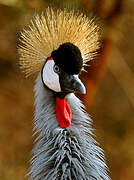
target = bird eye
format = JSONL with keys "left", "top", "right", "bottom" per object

{"left": 53, "top": 64, "right": 60, "bottom": 73}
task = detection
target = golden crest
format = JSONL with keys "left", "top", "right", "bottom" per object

{"left": 18, "top": 7, "right": 101, "bottom": 77}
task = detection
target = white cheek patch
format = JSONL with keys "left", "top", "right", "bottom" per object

{"left": 42, "top": 60, "right": 61, "bottom": 92}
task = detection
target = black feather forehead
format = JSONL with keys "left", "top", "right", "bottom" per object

{"left": 51, "top": 43, "right": 83, "bottom": 75}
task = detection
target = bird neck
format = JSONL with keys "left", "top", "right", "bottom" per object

{"left": 29, "top": 74, "right": 110, "bottom": 180}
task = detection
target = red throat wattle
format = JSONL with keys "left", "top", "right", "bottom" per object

{"left": 56, "top": 97, "right": 71, "bottom": 128}
{"left": 47, "top": 57, "right": 72, "bottom": 128}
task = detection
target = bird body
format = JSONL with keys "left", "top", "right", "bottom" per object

{"left": 18, "top": 7, "right": 110, "bottom": 180}
{"left": 28, "top": 74, "right": 109, "bottom": 180}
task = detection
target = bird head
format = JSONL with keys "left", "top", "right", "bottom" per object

{"left": 18, "top": 8, "right": 101, "bottom": 95}
{"left": 18, "top": 8, "right": 101, "bottom": 128}
{"left": 41, "top": 42, "right": 86, "bottom": 98}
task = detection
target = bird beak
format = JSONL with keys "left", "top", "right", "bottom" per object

{"left": 72, "top": 76, "right": 86, "bottom": 94}
{"left": 60, "top": 74, "right": 86, "bottom": 94}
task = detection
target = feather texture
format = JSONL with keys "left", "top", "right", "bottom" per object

{"left": 18, "top": 7, "right": 101, "bottom": 77}
{"left": 28, "top": 74, "right": 110, "bottom": 180}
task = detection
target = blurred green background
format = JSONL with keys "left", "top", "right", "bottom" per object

{"left": 0, "top": 0, "right": 134, "bottom": 179}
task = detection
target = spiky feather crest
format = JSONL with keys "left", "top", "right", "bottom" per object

{"left": 18, "top": 7, "right": 101, "bottom": 77}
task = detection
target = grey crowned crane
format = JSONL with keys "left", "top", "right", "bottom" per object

{"left": 18, "top": 8, "right": 110, "bottom": 180}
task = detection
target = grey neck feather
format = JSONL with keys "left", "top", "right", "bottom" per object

{"left": 28, "top": 74, "right": 110, "bottom": 180}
